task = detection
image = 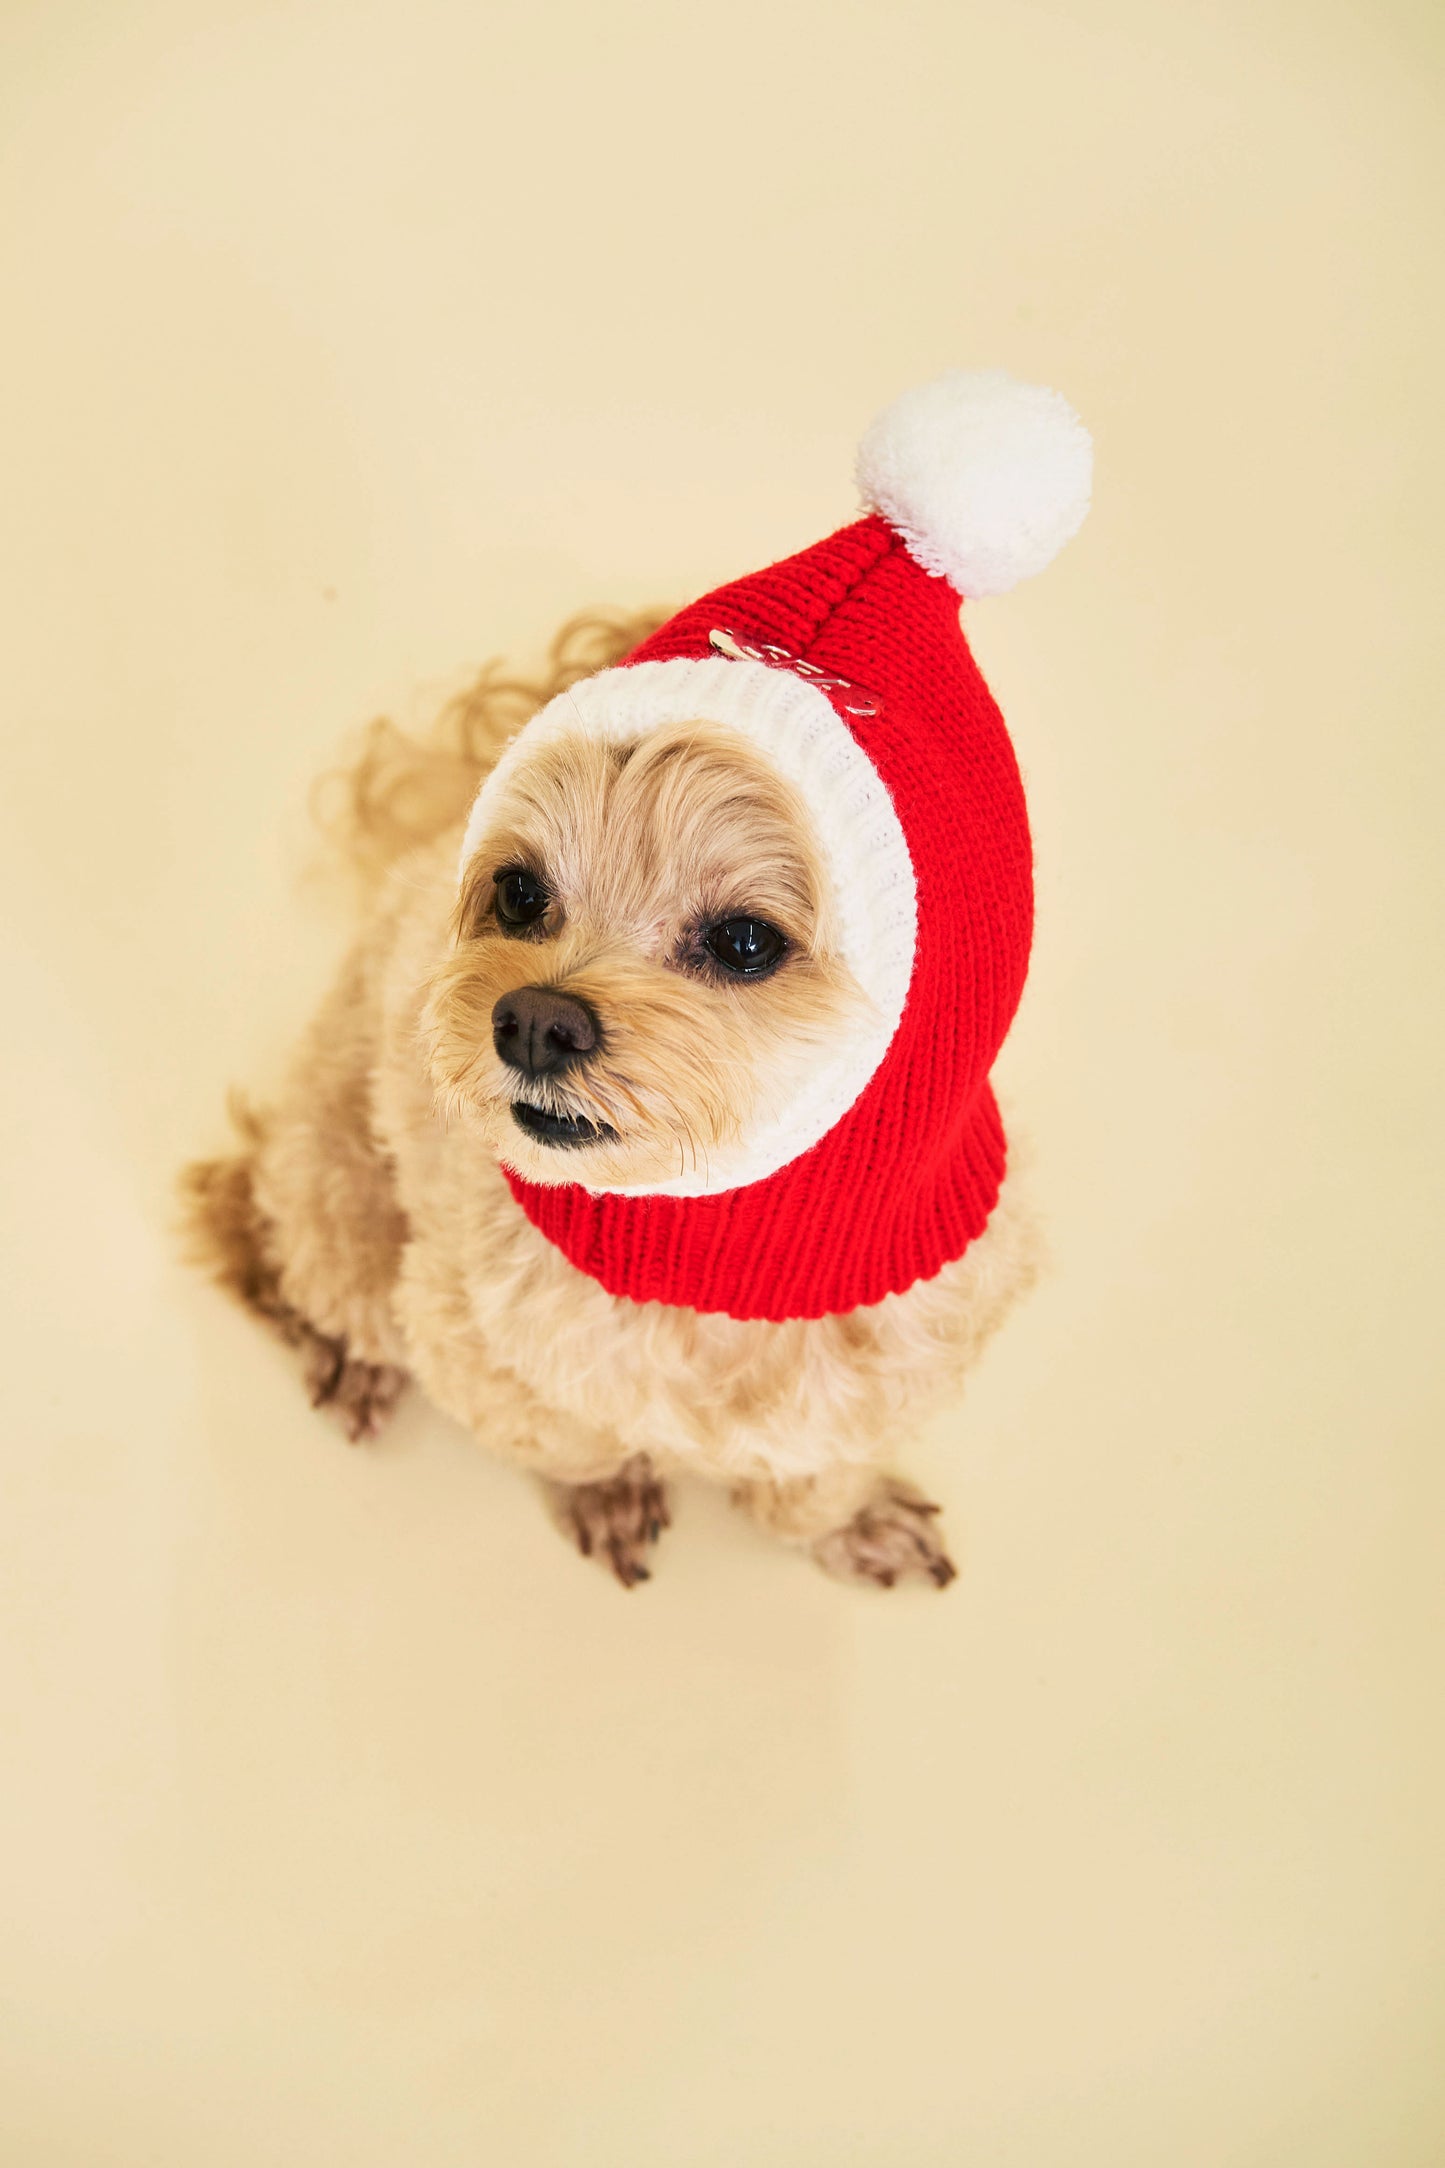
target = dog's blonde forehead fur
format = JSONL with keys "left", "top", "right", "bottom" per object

{"left": 462, "top": 719, "right": 835, "bottom": 950}
{"left": 426, "top": 719, "right": 860, "bottom": 1191}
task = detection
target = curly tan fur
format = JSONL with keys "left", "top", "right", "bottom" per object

{"left": 181, "top": 610, "right": 1040, "bottom": 1586}
{"left": 312, "top": 609, "right": 671, "bottom": 885}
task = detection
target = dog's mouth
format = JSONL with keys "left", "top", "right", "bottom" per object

{"left": 510, "top": 1100, "right": 617, "bottom": 1151}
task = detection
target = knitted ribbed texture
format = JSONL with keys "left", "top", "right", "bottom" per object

{"left": 505, "top": 515, "right": 1034, "bottom": 1321}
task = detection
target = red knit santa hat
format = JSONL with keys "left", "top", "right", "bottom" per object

{"left": 460, "top": 370, "right": 1092, "bottom": 1320}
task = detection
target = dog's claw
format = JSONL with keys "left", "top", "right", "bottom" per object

{"left": 557, "top": 1455, "right": 670, "bottom": 1587}
{"left": 301, "top": 1329, "right": 406, "bottom": 1443}
{"left": 812, "top": 1478, "right": 957, "bottom": 1591}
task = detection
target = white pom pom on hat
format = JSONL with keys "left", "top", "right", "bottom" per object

{"left": 856, "top": 368, "right": 1092, "bottom": 599}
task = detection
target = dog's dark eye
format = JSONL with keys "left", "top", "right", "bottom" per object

{"left": 703, "top": 917, "right": 787, "bottom": 977}
{"left": 494, "top": 867, "right": 550, "bottom": 930}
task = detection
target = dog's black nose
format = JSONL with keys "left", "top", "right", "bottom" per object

{"left": 492, "top": 985, "right": 598, "bottom": 1077}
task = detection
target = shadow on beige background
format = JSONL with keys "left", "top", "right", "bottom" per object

{"left": 1, "top": 2, "right": 1442, "bottom": 2162}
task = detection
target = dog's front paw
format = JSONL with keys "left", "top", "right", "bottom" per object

{"left": 555, "top": 1455, "right": 670, "bottom": 1588}
{"left": 812, "top": 1478, "right": 957, "bottom": 1590}
{"left": 301, "top": 1330, "right": 408, "bottom": 1443}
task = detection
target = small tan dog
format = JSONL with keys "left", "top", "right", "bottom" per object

{"left": 183, "top": 372, "right": 1091, "bottom": 1588}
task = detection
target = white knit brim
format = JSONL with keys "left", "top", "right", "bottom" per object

{"left": 457, "top": 653, "right": 917, "bottom": 1197}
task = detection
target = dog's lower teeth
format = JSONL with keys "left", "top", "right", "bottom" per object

{"left": 511, "top": 1102, "right": 610, "bottom": 1149}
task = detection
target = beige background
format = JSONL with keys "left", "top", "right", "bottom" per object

{"left": 2, "top": 1, "right": 1442, "bottom": 2161}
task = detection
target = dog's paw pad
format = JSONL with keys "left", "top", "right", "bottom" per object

{"left": 558, "top": 1455, "right": 670, "bottom": 1588}
{"left": 302, "top": 1329, "right": 407, "bottom": 1442}
{"left": 812, "top": 1480, "right": 957, "bottom": 1590}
